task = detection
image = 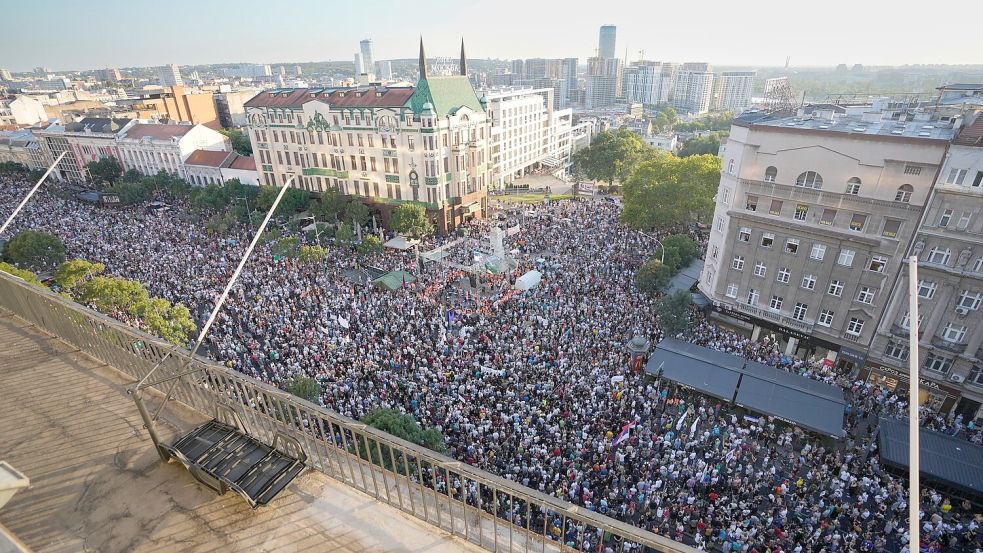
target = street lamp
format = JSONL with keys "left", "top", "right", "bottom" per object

{"left": 638, "top": 230, "right": 665, "bottom": 264}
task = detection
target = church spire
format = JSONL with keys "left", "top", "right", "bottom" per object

{"left": 418, "top": 36, "right": 428, "bottom": 80}
{"left": 459, "top": 38, "right": 468, "bottom": 76}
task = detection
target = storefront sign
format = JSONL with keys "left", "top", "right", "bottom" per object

{"left": 837, "top": 347, "right": 867, "bottom": 366}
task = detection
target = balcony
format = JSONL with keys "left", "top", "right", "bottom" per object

{"left": 975, "top": 347, "right": 983, "bottom": 360}
{"left": 931, "top": 335, "right": 968, "bottom": 354}
{"left": 890, "top": 323, "right": 923, "bottom": 339}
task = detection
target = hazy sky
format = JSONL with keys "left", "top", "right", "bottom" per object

{"left": 5, "top": 0, "right": 983, "bottom": 72}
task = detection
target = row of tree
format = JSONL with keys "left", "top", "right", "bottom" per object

{"left": 634, "top": 234, "right": 702, "bottom": 295}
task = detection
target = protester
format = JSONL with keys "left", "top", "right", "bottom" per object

{"left": 1, "top": 174, "right": 980, "bottom": 553}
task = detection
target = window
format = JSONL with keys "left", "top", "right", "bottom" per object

{"left": 856, "top": 286, "right": 875, "bottom": 304}
{"left": 957, "top": 211, "right": 972, "bottom": 230}
{"left": 795, "top": 171, "right": 823, "bottom": 189}
{"left": 917, "top": 280, "right": 937, "bottom": 299}
{"left": 745, "top": 195, "right": 758, "bottom": 211}
{"left": 801, "top": 274, "right": 816, "bottom": 290}
{"left": 732, "top": 255, "right": 745, "bottom": 270}
{"left": 820, "top": 209, "right": 836, "bottom": 225}
{"left": 846, "top": 317, "right": 864, "bottom": 336}
{"left": 764, "top": 166, "right": 777, "bottom": 182}
{"left": 928, "top": 247, "right": 951, "bottom": 266}
{"left": 810, "top": 244, "right": 826, "bottom": 261}
{"left": 945, "top": 168, "right": 967, "bottom": 185}
{"left": 885, "top": 340, "right": 909, "bottom": 361}
{"left": 904, "top": 165, "right": 922, "bottom": 176}
{"left": 738, "top": 227, "right": 751, "bottom": 242}
{"left": 726, "top": 283, "right": 738, "bottom": 298}
{"left": 792, "top": 303, "right": 808, "bottom": 321}
{"left": 849, "top": 213, "right": 867, "bottom": 232}
{"left": 846, "top": 177, "right": 862, "bottom": 195}
{"left": 973, "top": 171, "right": 983, "bottom": 188}
{"left": 939, "top": 209, "right": 953, "bottom": 227}
{"left": 761, "top": 233, "right": 774, "bottom": 248}
{"left": 794, "top": 204, "right": 808, "bottom": 221}
{"left": 969, "top": 365, "right": 983, "bottom": 386}
{"left": 867, "top": 255, "right": 887, "bottom": 273}
{"left": 721, "top": 188, "right": 730, "bottom": 204}
{"left": 754, "top": 262, "right": 767, "bottom": 277}
{"left": 769, "top": 295, "right": 784, "bottom": 310}
{"left": 784, "top": 239, "right": 799, "bottom": 254}
{"left": 711, "top": 245, "right": 719, "bottom": 259}
{"left": 818, "top": 309, "right": 834, "bottom": 327}
{"left": 900, "top": 310, "right": 923, "bottom": 330}
{"left": 769, "top": 199, "right": 783, "bottom": 216}
{"left": 828, "top": 280, "right": 844, "bottom": 297}
{"left": 727, "top": 159, "right": 734, "bottom": 173}
{"left": 837, "top": 249, "right": 855, "bottom": 267}
{"left": 894, "top": 184, "right": 913, "bottom": 203}
{"left": 407, "top": 136, "right": 415, "bottom": 151}
{"left": 942, "top": 322, "right": 967, "bottom": 343}
{"left": 958, "top": 290, "right": 982, "bottom": 311}
{"left": 716, "top": 217, "right": 725, "bottom": 232}
{"left": 976, "top": 257, "right": 983, "bottom": 273}
{"left": 777, "top": 267, "right": 791, "bottom": 283}
{"left": 747, "top": 289, "right": 759, "bottom": 306}
{"left": 924, "top": 353, "right": 953, "bottom": 375}
{"left": 882, "top": 218, "right": 901, "bottom": 238}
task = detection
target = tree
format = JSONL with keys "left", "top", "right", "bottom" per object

{"left": 661, "top": 235, "right": 701, "bottom": 268}
{"left": 357, "top": 234, "right": 383, "bottom": 255}
{"left": 3, "top": 230, "right": 66, "bottom": 271}
{"left": 573, "top": 129, "right": 648, "bottom": 188}
{"left": 53, "top": 259, "right": 105, "bottom": 292}
{"left": 76, "top": 275, "right": 150, "bottom": 313}
{"left": 132, "top": 297, "right": 196, "bottom": 346}
{"left": 219, "top": 129, "right": 253, "bottom": 156}
{"left": 285, "top": 376, "right": 320, "bottom": 403}
{"left": 108, "top": 180, "right": 151, "bottom": 205}
{"left": 335, "top": 222, "right": 355, "bottom": 244}
{"left": 656, "top": 290, "right": 694, "bottom": 336}
{"left": 311, "top": 188, "right": 347, "bottom": 222}
{"left": 191, "top": 183, "right": 228, "bottom": 212}
{"left": 679, "top": 135, "right": 721, "bottom": 157}
{"left": 345, "top": 201, "right": 370, "bottom": 229}
{"left": 0, "top": 161, "right": 27, "bottom": 174}
{"left": 86, "top": 157, "right": 123, "bottom": 187}
{"left": 298, "top": 245, "right": 328, "bottom": 263}
{"left": 255, "top": 186, "right": 309, "bottom": 216}
{"left": 651, "top": 113, "right": 669, "bottom": 133}
{"left": 0, "top": 262, "right": 41, "bottom": 285}
{"left": 634, "top": 259, "right": 673, "bottom": 294}
{"left": 271, "top": 236, "right": 301, "bottom": 259}
{"left": 362, "top": 408, "right": 447, "bottom": 454}
{"left": 621, "top": 152, "right": 721, "bottom": 231}
{"left": 389, "top": 204, "right": 434, "bottom": 239}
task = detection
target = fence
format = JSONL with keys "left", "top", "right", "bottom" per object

{"left": 0, "top": 271, "right": 698, "bottom": 553}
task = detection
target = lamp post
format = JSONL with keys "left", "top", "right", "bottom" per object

{"left": 638, "top": 230, "right": 665, "bottom": 264}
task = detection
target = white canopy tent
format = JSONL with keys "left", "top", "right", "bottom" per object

{"left": 384, "top": 235, "right": 420, "bottom": 251}
{"left": 514, "top": 270, "right": 542, "bottom": 291}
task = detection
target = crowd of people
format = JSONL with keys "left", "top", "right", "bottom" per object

{"left": 1, "top": 173, "right": 980, "bottom": 552}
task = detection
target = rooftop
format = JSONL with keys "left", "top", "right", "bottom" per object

{"left": 64, "top": 117, "right": 132, "bottom": 135}
{"left": 243, "top": 86, "right": 414, "bottom": 109}
{"left": 184, "top": 148, "right": 234, "bottom": 168}
{"left": 739, "top": 111, "right": 957, "bottom": 141}
{"left": 0, "top": 311, "right": 482, "bottom": 553}
{"left": 953, "top": 114, "right": 983, "bottom": 147}
{"left": 227, "top": 154, "right": 255, "bottom": 171}
{"left": 122, "top": 123, "right": 194, "bottom": 140}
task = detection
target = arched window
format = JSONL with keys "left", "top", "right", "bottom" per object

{"left": 795, "top": 171, "right": 823, "bottom": 189}
{"left": 894, "top": 184, "right": 913, "bottom": 203}
{"left": 846, "top": 177, "right": 862, "bottom": 195}
{"left": 764, "top": 166, "right": 777, "bottom": 182}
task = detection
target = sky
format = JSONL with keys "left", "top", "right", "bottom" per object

{"left": 4, "top": 0, "right": 983, "bottom": 72}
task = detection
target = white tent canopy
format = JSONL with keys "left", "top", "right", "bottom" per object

{"left": 384, "top": 235, "right": 420, "bottom": 251}
{"left": 514, "top": 270, "right": 542, "bottom": 291}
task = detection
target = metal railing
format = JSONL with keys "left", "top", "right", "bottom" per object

{"left": 0, "top": 272, "right": 698, "bottom": 553}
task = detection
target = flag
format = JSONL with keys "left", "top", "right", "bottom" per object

{"left": 612, "top": 421, "right": 637, "bottom": 447}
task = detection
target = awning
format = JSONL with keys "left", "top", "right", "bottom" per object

{"left": 384, "top": 235, "right": 419, "bottom": 251}
{"left": 372, "top": 270, "right": 417, "bottom": 291}
{"left": 420, "top": 250, "right": 451, "bottom": 263}
{"left": 878, "top": 416, "right": 983, "bottom": 496}
{"left": 514, "top": 270, "right": 542, "bottom": 291}
{"left": 644, "top": 338, "right": 743, "bottom": 401}
{"left": 735, "top": 362, "right": 846, "bottom": 437}
{"left": 668, "top": 259, "right": 704, "bottom": 295}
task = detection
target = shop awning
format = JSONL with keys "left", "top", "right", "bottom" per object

{"left": 644, "top": 338, "right": 743, "bottom": 401}
{"left": 420, "top": 250, "right": 451, "bottom": 263}
{"left": 735, "top": 362, "right": 846, "bottom": 437}
{"left": 667, "top": 259, "right": 704, "bottom": 295}
{"left": 878, "top": 416, "right": 983, "bottom": 496}
{"left": 384, "top": 235, "right": 419, "bottom": 251}
{"left": 372, "top": 270, "right": 417, "bottom": 291}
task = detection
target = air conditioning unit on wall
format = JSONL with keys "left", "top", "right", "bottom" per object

{"left": 950, "top": 374, "right": 965, "bottom": 383}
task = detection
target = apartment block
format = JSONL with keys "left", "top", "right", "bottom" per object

{"left": 713, "top": 71, "right": 756, "bottom": 113}
{"left": 116, "top": 123, "right": 229, "bottom": 180}
{"left": 672, "top": 65, "right": 715, "bottom": 114}
{"left": 700, "top": 105, "right": 953, "bottom": 379}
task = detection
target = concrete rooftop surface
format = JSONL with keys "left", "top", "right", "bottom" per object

{"left": 0, "top": 310, "right": 483, "bottom": 553}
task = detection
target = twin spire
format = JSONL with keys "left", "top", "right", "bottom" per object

{"left": 418, "top": 37, "right": 469, "bottom": 80}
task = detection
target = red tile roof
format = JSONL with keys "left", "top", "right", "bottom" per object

{"left": 184, "top": 149, "right": 233, "bottom": 167}
{"left": 124, "top": 123, "right": 194, "bottom": 140}
{"left": 243, "top": 86, "right": 415, "bottom": 109}
{"left": 953, "top": 115, "right": 983, "bottom": 147}
{"left": 227, "top": 155, "right": 255, "bottom": 171}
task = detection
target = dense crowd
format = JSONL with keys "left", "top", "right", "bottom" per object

{"left": 1, "top": 174, "right": 980, "bottom": 553}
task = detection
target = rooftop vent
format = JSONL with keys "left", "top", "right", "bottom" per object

{"left": 853, "top": 127, "right": 867, "bottom": 132}
{"left": 918, "top": 131, "right": 931, "bottom": 136}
